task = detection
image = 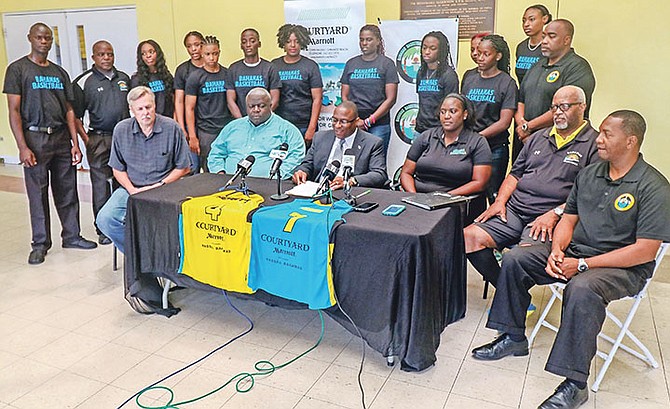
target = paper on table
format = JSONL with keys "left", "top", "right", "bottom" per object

{"left": 286, "top": 181, "right": 320, "bottom": 197}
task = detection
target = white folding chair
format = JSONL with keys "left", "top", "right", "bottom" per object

{"left": 528, "top": 243, "right": 669, "bottom": 392}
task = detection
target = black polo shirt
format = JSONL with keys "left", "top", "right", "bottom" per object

{"left": 519, "top": 49, "right": 596, "bottom": 120}
{"left": 2, "top": 56, "right": 74, "bottom": 129}
{"left": 73, "top": 66, "right": 130, "bottom": 132}
{"left": 507, "top": 123, "right": 599, "bottom": 218}
{"left": 109, "top": 115, "right": 191, "bottom": 186}
{"left": 565, "top": 155, "right": 670, "bottom": 276}
{"left": 407, "top": 127, "right": 491, "bottom": 192}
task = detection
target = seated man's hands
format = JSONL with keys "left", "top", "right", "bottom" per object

{"left": 546, "top": 249, "right": 578, "bottom": 281}
{"left": 329, "top": 176, "right": 346, "bottom": 190}
{"left": 475, "top": 200, "right": 507, "bottom": 223}
{"left": 292, "top": 170, "right": 308, "bottom": 185}
{"left": 529, "top": 210, "right": 561, "bottom": 242}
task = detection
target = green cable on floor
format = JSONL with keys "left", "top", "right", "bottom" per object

{"left": 133, "top": 310, "right": 326, "bottom": 409}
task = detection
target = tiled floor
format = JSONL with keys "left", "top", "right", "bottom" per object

{"left": 1, "top": 163, "right": 669, "bottom": 409}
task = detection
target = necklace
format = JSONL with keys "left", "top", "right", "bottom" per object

{"left": 527, "top": 38, "right": 541, "bottom": 51}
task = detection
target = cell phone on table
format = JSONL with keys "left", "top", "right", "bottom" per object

{"left": 353, "top": 202, "right": 378, "bottom": 212}
{"left": 382, "top": 204, "right": 406, "bottom": 216}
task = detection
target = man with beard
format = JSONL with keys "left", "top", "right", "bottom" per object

{"left": 464, "top": 85, "right": 599, "bottom": 288}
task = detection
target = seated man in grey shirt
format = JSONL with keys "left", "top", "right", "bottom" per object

{"left": 97, "top": 86, "right": 191, "bottom": 253}
{"left": 292, "top": 101, "right": 388, "bottom": 189}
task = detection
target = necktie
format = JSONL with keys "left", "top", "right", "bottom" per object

{"left": 333, "top": 138, "right": 345, "bottom": 164}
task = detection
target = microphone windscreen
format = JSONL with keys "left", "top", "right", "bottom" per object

{"left": 279, "top": 142, "right": 289, "bottom": 151}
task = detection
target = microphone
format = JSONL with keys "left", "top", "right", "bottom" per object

{"left": 223, "top": 155, "right": 255, "bottom": 189}
{"left": 268, "top": 142, "right": 289, "bottom": 179}
{"left": 317, "top": 159, "right": 341, "bottom": 194}
{"left": 342, "top": 149, "right": 356, "bottom": 184}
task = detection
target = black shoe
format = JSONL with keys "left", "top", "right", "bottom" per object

{"left": 538, "top": 380, "right": 588, "bottom": 409}
{"left": 28, "top": 249, "right": 47, "bottom": 265}
{"left": 62, "top": 237, "right": 98, "bottom": 250}
{"left": 471, "top": 333, "right": 529, "bottom": 360}
{"left": 98, "top": 234, "right": 112, "bottom": 245}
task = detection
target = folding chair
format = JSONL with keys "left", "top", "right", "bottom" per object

{"left": 528, "top": 243, "right": 669, "bottom": 392}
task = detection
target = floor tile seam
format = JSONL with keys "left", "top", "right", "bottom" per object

{"left": 291, "top": 395, "right": 350, "bottom": 409}
{"left": 300, "top": 361, "right": 363, "bottom": 408}
{"left": 440, "top": 328, "right": 479, "bottom": 408}
{"left": 446, "top": 391, "right": 518, "bottom": 408}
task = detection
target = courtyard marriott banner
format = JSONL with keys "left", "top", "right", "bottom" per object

{"left": 284, "top": 0, "right": 365, "bottom": 130}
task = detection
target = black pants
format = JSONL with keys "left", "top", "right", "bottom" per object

{"left": 197, "top": 130, "right": 218, "bottom": 173}
{"left": 23, "top": 129, "right": 81, "bottom": 250}
{"left": 486, "top": 241, "right": 647, "bottom": 383}
{"left": 85, "top": 133, "right": 115, "bottom": 235}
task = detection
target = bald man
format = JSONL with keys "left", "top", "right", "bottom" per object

{"left": 3, "top": 22, "right": 97, "bottom": 265}
{"left": 73, "top": 40, "right": 131, "bottom": 245}
{"left": 208, "top": 87, "right": 305, "bottom": 178}
{"left": 464, "top": 86, "right": 599, "bottom": 288}
{"left": 515, "top": 19, "right": 596, "bottom": 147}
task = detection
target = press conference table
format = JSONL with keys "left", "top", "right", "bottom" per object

{"left": 123, "top": 173, "right": 466, "bottom": 372}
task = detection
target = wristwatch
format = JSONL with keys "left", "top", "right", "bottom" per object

{"left": 553, "top": 206, "right": 564, "bottom": 217}
{"left": 577, "top": 258, "right": 589, "bottom": 273}
{"left": 521, "top": 122, "right": 529, "bottom": 132}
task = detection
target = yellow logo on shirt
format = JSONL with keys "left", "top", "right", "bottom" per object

{"left": 546, "top": 70, "right": 560, "bottom": 83}
{"left": 614, "top": 193, "right": 635, "bottom": 211}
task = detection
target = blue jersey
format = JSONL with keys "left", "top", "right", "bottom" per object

{"left": 248, "top": 199, "right": 353, "bottom": 309}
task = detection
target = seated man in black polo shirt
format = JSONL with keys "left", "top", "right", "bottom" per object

{"left": 96, "top": 86, "right": 190, "bottom": 253}
{"left": 471, "top": 110, "right": 670, "bottom": 409}
{"left": 464, "top": 85, "right": 599, "bottom": 287}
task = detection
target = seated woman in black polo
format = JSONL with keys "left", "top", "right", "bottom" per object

{"left": 400, "top": 93, "right": 492, "bottom": 224}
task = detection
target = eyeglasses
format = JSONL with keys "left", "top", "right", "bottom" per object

{"left": 332, "top": 118, "right": 356, "bottom": 125}
{"left": 550, "top": 102, "right": 581, "bottom": 112}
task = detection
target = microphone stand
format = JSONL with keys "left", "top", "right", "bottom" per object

{"left": 342, "top": 168, "right": 356, "bottom": 206}
{"left": 270, "top": 168, "right": 289, "bottom": 201}
{"left": 238, "top": 173, "right": 249, "bottom": 195}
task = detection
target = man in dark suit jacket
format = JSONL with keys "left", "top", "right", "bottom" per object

{"left": 292, "top": 101, "right": 388, "bottom": 189}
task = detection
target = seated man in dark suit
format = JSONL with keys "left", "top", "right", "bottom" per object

{"left": 292, "top": 101, "right": 388, "bottom": 189}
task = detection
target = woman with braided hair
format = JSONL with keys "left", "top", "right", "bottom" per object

{"left": 184, "top": 35, "right": 231, "bottom": 173}
{"left": 515, "top": 4, "right": 552, "bottom": 85}
{"left": 340, "top": 24, "right": 399, "bottom": 153}
{"left": 415, "top": 30, "right": 459, "bottom": 134}
{"left": 131, "top": 39, "right": 174, "bottom": 118}
{"left": 272, "top": 24, "right": 323, "bottom": 148}
{"left": 461, "top": 34, "right": 518, "bottom": 202}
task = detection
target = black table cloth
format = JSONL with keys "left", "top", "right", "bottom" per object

{"left": 124, "top": 173, "right": 466, "bottom": 371}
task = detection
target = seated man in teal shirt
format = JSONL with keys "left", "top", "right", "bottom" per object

{"left": 208, "top": 87, "right": 305, "bottom": 178}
